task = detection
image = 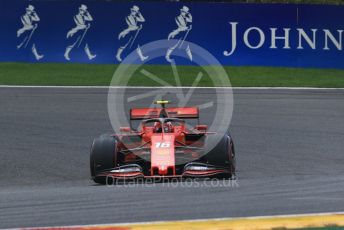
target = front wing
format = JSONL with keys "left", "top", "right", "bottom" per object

{"left": 95, "top": 162, "right": 231, "bottom": 180}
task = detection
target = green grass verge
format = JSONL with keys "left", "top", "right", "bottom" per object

{"left": 1, "top": 62, "right": 344, "bottom": 87}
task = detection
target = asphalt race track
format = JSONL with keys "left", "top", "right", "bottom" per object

{"left": 0, "top": 87, "right": 343, "bottom": 228}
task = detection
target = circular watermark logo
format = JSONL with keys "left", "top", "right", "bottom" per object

{"left": 108, "top": 39, "right": 233, "bottom": 165}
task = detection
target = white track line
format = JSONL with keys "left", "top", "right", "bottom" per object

{"left": 6, "top": 211, "right": 344, "bottom": 230}
{"left": 1, "top": 85, "right": 344, "bottom": 90}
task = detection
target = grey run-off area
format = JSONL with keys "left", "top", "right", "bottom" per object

{"left": 0, "top": 87, "right": 343, "bottom": 228}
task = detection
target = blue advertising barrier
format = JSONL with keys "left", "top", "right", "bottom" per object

{"left": 0, "top": 0, "right": 343, "bottom": 68}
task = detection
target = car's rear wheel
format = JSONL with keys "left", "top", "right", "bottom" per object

{"left": 90, "top": 134, "right": 117, "bottom": 184}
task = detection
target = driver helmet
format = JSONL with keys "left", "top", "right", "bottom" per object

{"left": 164, "top": 121, "right": 174, "bottom": 133}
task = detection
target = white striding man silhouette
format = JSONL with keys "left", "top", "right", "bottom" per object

{"left": 166, "top": 6, "right": 193, "bottom": 62}
{"left": 17, "top": 5, "right": 44, "bottom": 60}
{"left": 64, "top": 4, "right": 96, "bottom": 61}
{"left": 116, "top": 5, "right": 148, "bottom": 62}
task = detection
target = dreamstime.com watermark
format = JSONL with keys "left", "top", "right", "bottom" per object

{"left": 105, "top": 177, "right": 239, "bottom": 188}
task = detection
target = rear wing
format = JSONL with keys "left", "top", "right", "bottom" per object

{"left": 130, "top": 107, "right": 199, "bottom": 120}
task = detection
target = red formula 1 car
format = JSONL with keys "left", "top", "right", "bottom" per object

{"left": 90, "top": 101, "right": 236, "bottom": 184}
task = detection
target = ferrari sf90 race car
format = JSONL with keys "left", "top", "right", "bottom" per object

{"left": 90, "top": 101, "right": 236, "bottom": 184}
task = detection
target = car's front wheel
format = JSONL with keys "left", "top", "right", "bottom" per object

{"left": 90, "top": 134, "right": 117, "bottom": 184}
{"left": 205, "top": 133, "right": 236, "bottom": 179}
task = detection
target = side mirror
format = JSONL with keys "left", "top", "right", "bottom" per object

{"left": 120, "top": 127, "right": 131, "bottom": 132}
{"left": 195, "top": 125, "right": 207, "bottom": 131}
